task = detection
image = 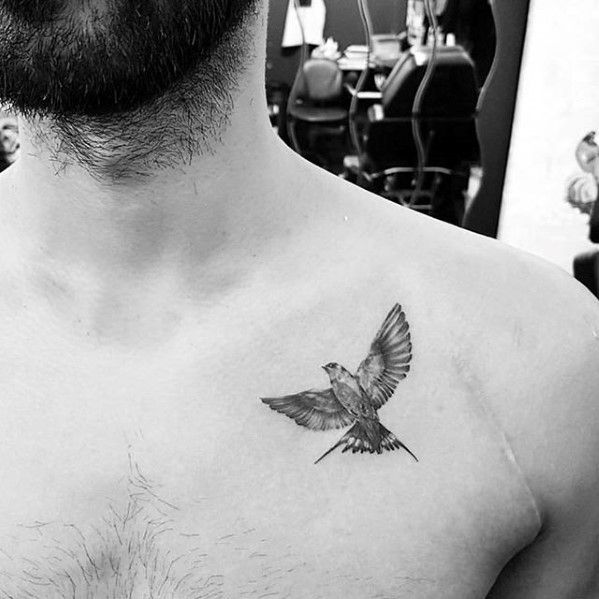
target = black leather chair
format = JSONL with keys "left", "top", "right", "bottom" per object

{"left": 574, "top": 251, "right": 599, "bottom": 298}
{"left": 343, "top": 45, "right": 480, "bottom": 225}
{"left": 287, "top": 58, "right": 349, "bottom": 169}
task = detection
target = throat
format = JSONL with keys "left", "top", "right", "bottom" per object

{"left": 0, "top": 145, "right": 286, "bottom": 346}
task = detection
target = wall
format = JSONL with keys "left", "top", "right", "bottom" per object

{"left": 498, "top": 0, "right": 599, "bottom": 272}
{"left": 266, "top": 0, "right": 406, "bottom": 87}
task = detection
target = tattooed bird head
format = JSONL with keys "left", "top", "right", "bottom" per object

{"left": 321, "top": 362, "right": 349, "bottom": 382}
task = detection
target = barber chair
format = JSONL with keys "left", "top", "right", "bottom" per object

{"left": 287, "top": 58, "right": 349, "bottom": 170}
{"left": 343, "top": 45, "right": 480, "bottom": 226}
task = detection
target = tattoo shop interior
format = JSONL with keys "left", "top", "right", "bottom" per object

{"left": 1, "top": 0, "right": 599, "bottom": 296}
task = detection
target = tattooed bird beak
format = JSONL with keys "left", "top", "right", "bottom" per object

{"left": 321, "top": 365, "right": 329, "bottom": 371}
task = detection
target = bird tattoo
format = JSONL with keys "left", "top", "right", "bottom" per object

{"left": 261, "top": 303, "right": 417, "bottom": 464}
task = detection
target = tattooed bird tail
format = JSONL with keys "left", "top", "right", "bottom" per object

{"left": 377, "top": 423, "right": 419, "bottom": 461}
{"left": 314, "top": 422, "right": 418, "bottom": 464}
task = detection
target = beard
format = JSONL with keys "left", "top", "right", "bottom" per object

{"left": 0, "top": 0, "right": 258, "bottom": 117}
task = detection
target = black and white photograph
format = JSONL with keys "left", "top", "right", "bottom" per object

{"left": 0, "top": 0, "right": 598, "bottom": 597}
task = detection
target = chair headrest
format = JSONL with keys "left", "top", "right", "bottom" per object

{"left": 301, "top": 58, "right": 343, "bottom": 102}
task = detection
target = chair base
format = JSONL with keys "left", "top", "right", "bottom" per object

{"left": 341, "top": 156, "right": 468, "bottom": 226}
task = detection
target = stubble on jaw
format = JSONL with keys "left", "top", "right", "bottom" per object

{"left": 0, "top": 0, "right": 260, "bottom": 180}
{"left": 35, "top": 24, "right": 251, "bottom": 182}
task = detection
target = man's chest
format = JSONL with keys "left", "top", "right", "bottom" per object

{"left": 0, "top": 431, "right": 498, "bottom": 599}
{"left": 0, "top": 361, "right": 536, "bottom": 599}
{"left": 0, "top": 300, "right": 542, "bottom": 598}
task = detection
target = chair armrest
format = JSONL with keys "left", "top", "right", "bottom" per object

{"left": 343, "top": 83, "right": 382, "bottom": 101}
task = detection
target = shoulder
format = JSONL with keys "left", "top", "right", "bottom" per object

{"left": 444, "top": 226, "right": 599, "bottom": 521}
{"left": 297, "top": 163, "right": 599, "bottom": 584}
{"left": 480, "top": 246, "right": 599, "bottom": 526}
{"left": 341, "top": 180, "right": 599, "bottom": 522}
{"left": 432, "top": 224, "right": 599, "bottom": 592}
{"left": 314, "top": 169, "right": 599, "bottom": 493}
{"left": 300, "top": 169, "right": 599, "bottom": 490}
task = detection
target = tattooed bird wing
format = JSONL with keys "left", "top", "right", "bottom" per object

{"left": 261, "top": 389, "right": 355, "bottom": 431}
{"left": 356, "top": 303, "right": 412, "bottom": 409}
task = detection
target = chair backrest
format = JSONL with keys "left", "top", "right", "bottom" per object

{"left": 574, "top": 250, "right": 599, "bottom": 298}
{"left": 363, "top": 115, "right": 480, "bottom": 171}
{"left": 300, "top": 58, "right": 343, "bottom": 102}
{"left": 381, "top": 45, "right": 478, "bottom": 118}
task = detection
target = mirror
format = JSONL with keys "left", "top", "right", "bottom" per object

{"left": 266, "top": 0, "right": 531, "bottom": 230}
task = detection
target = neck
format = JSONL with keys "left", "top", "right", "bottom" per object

{"left": 0, "top": 32, "right": 310, "bottom": 344}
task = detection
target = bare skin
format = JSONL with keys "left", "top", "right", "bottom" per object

{"left": 0, "top": 4, "right": 598, "bottom": 598}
